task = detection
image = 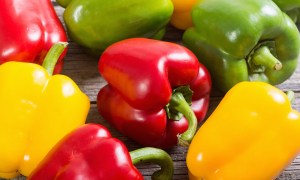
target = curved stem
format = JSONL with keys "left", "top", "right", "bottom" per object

{"left": 42, "top": 42, "right": 68, "bottom": 75}
{"left": 130, "top": 147, "right": 174, "bottom": 180}
{"left": 251, "top": 46, "right": 282, "bottom": 70}
{"left": 169, "top": 92, "right": 197, "bottom": 147}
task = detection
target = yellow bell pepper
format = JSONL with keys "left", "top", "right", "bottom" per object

{"left": 187, "top": 82, "right": 300, "bottom": 180}
{"left": 0, "top": 43, "right": 90, "bottom": 178}
{"left": 170, "top": 0, "right": 200, "bottom": 30}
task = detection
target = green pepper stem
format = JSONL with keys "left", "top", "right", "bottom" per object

{"left": 169, "top": 92, "right": 197, "bottom": 147}
{"left": 42, "top": 42, "right": 68, "bottom": 75}
{"left": 251, "top": 46, "right": 282, "bottom": 70}
{"left": 286, "top": 90, "right": 295, "bottom": 103}
{"left": 130, "top": 147, "right": 174, "bottom": 180}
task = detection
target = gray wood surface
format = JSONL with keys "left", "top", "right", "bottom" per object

{"left": 4, "top": 2, "right": 300, "bottom": 180}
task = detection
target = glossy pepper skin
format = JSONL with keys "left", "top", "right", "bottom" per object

{"left": 28, "top": 123, "right": 174, "bottom": 180}
{"left": 170, "top": 0, "right": 199, "bottom": 30}
{"left": 273, "top": 0, "right": 300, "bottom": 11}
{"left": 0, "top": 43, "right": 90, "bottom": 179}
{"left": 0, "top": 0, "right": 68, "bottom": 74}
{"left": 183, "top": 0, "right": 300, "bottom": 93}
{"left": 97, "top": 38, "right": 211, "bottom": 149}
{"left": 187, "top": 82, "right": 300, "bottom": 180}
{"left": 56, "top": 0, "right": 173, "bottom": 54}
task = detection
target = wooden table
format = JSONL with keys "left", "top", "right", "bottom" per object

{"left": 9, "top": 2, "right": 300, "bottom": 180}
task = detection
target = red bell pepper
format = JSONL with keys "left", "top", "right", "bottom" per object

{"left": 97, "top": 38, "right": 211, "bottom": 148}
{"left": 28, "top": 124, "right": 174, "bottom": 180}
{"left": 0, "top": 0, "right": 67, "bottom": 74}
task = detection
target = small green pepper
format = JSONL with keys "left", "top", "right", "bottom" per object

{"left": 56, "top": 0, "right": 174, "bottom": 54}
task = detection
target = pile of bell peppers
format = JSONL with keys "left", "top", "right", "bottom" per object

{"left": 0, "top": 0, "right": 300, "bottom": 179}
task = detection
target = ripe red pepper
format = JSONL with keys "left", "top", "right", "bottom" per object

{"left": 28, "top": 124, "right": 174, "bottom": 180}
{"left": 97, "top": 38, "right": 211, "bottom": 148}
{"left": 0, "top": 0, "right": 67, "bottom": 74}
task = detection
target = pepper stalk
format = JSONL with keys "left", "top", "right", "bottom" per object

{"left": 130, "top": 147, "right": 174, "bottom": 180}
{"left": 165, "top": 86, "right": 198, "bottom": 147}
{"left": 42, "top": 42, "right": 68, "bottom": 75}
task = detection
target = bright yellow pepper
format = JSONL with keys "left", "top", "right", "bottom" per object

{"left": 187, "top": 82, "right": 300, "bottom": 180}
{"left": 170, "top": 0, "right": 200, "bottom": 30}
{"left": 0, "top": 43, "right": 90, "bottom": 178}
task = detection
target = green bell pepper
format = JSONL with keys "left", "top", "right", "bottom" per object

{"left": 183, "top": 0, "right": 300, "bottom": 93}
{"left": 56, "top": 0, "right": 174, "bottom": 54}
{"left": 273, "top": 0, "right": 300, "bottom": 11}
{"left": 273, "top": 0, "right": 300, "bottom": 22}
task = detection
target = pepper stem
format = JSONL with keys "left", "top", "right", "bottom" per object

{"left": 251, "top": 46, "right": 282, "bottom": 70}
{"left": 130, "top": 147, "right": 174, "bottom": 180}
{"left": 286, "top": 90, "right": 295, "bottom": 103}
{"left": 169, "top": 92, "right": 197, "bottom": 147}
{"left": 42, "top": 42, "right": 68, "bottom": 75}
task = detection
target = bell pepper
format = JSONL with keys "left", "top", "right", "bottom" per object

{"left": 0, "top": 0, "right": 68, "bottom": 74}
{"left": 183, "top": 0, "right": 300, "bottom": 93}
{"left": 28, "top": 123, "right": 174, "bottom": 180}
{"left": 187, "top": 81, "right": 300, "bottom": 180}
{"left": 273, "top": 0, "right": 300, "bottom": 22}
{"left": 56, "top": 0, "right": 174, "bottom": 54}
{"left": 97, "top": 38, "right": 211, "bottom": 149}
{"left": 0, "top": 43, "right": 90, "bottom": 179}
{"left": 170, "top": 0, "right": 199, "bottom": 30}
{"left": 273, "top": 0, "right": 300, "bottom": 11}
